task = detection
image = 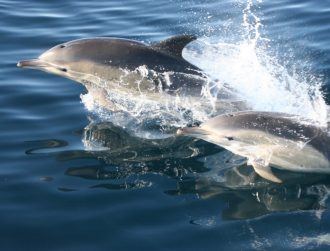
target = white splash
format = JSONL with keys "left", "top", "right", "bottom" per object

{"left": 183, "top": 0, "right": 327, "bottom": 126}
{"left": 294, "top": 233, "right": 330, "bottom": 249}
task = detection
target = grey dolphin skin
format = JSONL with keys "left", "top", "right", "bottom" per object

{"left": 17, "top": 35, "right": 207, "bottom": 104}
{"left": 178, "top": 111, "right": 330, "bottom": 183}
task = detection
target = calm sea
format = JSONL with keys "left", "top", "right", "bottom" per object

{"left": 1, "top": 0, "right": 330, "bottom": 250}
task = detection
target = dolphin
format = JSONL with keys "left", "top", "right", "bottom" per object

{"left": 178, "top": 111, "right": 330, "bottom": 183}
{"left": 17, "top": 35, "right": 245, "bottom": 114}
{"left": 17, "top": 36, "right": 205, "bottom": 103}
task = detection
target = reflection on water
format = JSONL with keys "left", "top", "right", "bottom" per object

{"left": 25, "top": 120, "right": 330, "bottom": 220}
{"left": 169, "top": 172, "right": 327, "bottom": 220}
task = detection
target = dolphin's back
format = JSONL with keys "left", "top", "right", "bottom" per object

{"left": 66, "top": 37, "right": 202, "bottom": 75}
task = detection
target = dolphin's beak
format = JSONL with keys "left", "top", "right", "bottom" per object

{"left": 17, "top": 59, "right": 49, "bottom": 69}
{"left": 177, "top": 127, "right": 209, "bottom": 136}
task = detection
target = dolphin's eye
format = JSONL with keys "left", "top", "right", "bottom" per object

{"left": 61, "top": 68, "right": 67, "bottom": 72}
{"left": 226, "top": 136, "right": 234, "bottom": 141}
{"left": 60, "top": 45, "right": 66, "bottom": 48}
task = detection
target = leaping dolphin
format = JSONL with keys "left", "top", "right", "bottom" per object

{"left": 178, "top": 111, "right": 330, "bottom": 183}
{"left": 17, "top": 35, "right": 244, "bottom": 114}
{"left": 17, "top": 36, "right": 204, "bottom": 102}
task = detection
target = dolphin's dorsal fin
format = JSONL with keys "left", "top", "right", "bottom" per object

{"left": 152, "top": 35, "right": 197, "bottom": 58}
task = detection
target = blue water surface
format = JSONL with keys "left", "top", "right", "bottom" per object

{"left": 1, "top": 0, "right": 330, "bottom": 250}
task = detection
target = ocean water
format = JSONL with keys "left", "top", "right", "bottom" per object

{"left": 2, "top": 0, "right": 330, "bottom": 250}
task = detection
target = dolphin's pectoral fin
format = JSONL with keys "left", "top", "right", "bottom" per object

{"left": 87, "top": 87, "right": 117, "bottom": 110}
{"left": 152, "top": 35, "right": 197, "bottom": 58}
{"left": 250, "top": 159, "right": 282, "bottom": 183}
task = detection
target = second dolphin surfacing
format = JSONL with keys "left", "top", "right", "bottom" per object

{"left": 178, "top": 111, "right": 330, "bottom": 183}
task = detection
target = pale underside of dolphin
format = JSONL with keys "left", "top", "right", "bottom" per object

{"left": 17, "top": 35, "right": 245, "bottom": 114}
{"left": 178, "top": 111, "right": 330, "bottom": 183}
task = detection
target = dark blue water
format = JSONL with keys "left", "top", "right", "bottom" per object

{"left": 2, "top": 0, "right": 330, "bottom": 250}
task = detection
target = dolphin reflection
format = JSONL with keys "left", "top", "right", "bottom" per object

{"left": 25, "top": 121, "right": 330, "bottom": 220}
